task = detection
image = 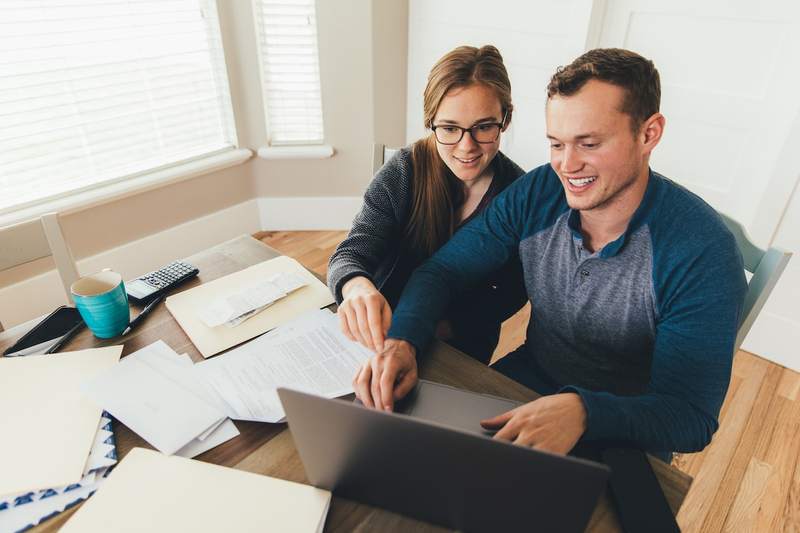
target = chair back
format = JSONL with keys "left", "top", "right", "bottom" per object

{"left": 0, "top": 213, "right": 80, "bottom": 308}
{"left": 372, "top": 143, "right": 401, "bottom": 175}
{"left": 718, "top": 212, "right": 792, "bottom": 351}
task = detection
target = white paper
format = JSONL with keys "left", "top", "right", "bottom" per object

{"left": 196, "top": 272, "right": 308, "bottom": 328}
{"left": 131, "top": 342, "right": 235, "bottom": 421}
{"left": 81, "top": 347, "right": 226, "bottom": 455}
{"left": 195, "top": 309, "right": 373, "bottom": 423}
{"left": 175, "top": 419, "right": 240, "bottom": 458}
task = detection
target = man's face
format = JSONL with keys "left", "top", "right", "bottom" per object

{"left": 545, "top": 80, "right": 648, "bottom": 213}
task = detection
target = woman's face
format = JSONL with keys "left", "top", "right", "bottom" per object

{"left": 432, "top": 84, "right": 507, "bottom": 184}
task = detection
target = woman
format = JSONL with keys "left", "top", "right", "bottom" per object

{"left": 328, "top": 45, "right": 527, "bottom": 364}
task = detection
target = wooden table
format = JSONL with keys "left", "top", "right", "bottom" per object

{"left": 1, "top": 235, "right": 692, "bottom": 532}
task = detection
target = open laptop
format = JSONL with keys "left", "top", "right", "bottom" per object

{"left": 278, "top": 380, "right": 609, "bottom": 533}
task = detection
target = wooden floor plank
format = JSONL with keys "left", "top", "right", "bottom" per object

{"left": 753, "top": 393, "right": 800, "bottom": 532}
{"left": 667, "top": 353, "right": 765, "bottom": 531}
{"left": 257, "top": 229, "right": 800, "bottom": 533}
{"left": 779, "top": 452, "right": 800, "bottom": 533}
{"left": 722, "top": 458, "right": 773, "bottom": 532}
{"left": 701, "top": 363, "right": 783, "bottom": 531}
{"left": 777, "top": 367, "right": 800, "bottom": 401}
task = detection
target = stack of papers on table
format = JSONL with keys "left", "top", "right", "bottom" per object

{"left": 166, "top": 255, "right": 335, "bottom": 358}
{"left": 0, "top": 347, "right": 122, "bottom": 497}
{"left": 0, "top": 347, "right": 122, "bottom": 533}
{"left": 61, "top": 448, "right": 331, "bottom": 533}
{"left": 80, "top": 341, "right": 239, "bottom": 457}
{"left": 195, "top": 309, "right": 373, "bottom": 423}
{"left": 0, "top": 413, "right": 117, "bottom": 533}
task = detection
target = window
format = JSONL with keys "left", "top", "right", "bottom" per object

{"left": 0, "top": 0, "right": 238, "bottom": 213}
{"left": 254, "top": 0, "right": 325, "bottom": 145}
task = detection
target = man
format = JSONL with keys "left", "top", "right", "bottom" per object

{"left": 352, "top": 48, "right": 746, "bottom": 458}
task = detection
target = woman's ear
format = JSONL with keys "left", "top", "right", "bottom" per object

{"left": 501, "top": 110, "right": 511, "bottom": 132}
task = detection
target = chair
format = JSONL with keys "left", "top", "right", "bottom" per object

{"left": 718, "top": 212, "right": 792, "bottom": 351}
{"left": 372, "top": 143, "right": 400, "bottom": 175}
{"left": 0, "top": 213, "right": 80, "bottom": 331}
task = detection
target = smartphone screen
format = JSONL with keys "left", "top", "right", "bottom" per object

{"left": 3, "top": 306, "right": 84, "bottom": 355}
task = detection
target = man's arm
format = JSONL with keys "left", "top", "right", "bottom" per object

{"left": 564, "top": 229, "right": 747, "bottom": 453}
{"left": 387, "top": 173, "right": 535, "bottom": 354}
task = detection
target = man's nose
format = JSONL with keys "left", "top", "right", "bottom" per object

{"left": 560, "top": 146, "right": 583, "bottom": 173}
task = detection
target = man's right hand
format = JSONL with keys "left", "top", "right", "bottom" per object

{"left": 353, "top": 338, "right": 418, "bottom": 412}
{"left": 339, "top": 276, "right": 392, "bottom": 352}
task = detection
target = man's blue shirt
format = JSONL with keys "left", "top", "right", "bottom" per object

{"left": 388, "top": 164, "right": 746, "bottom": 454}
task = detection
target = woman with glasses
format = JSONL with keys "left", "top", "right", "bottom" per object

{"left": 328, "top": 45, "right": 527, "bottom": 363}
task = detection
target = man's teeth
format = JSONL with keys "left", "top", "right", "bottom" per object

{"left": 568, "top": 176, "right": 597, "bottom": 186}
{"left": 455, "top": 156, "right": 478, "bottom": 163}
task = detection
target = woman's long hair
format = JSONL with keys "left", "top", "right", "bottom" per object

{"left": 405, "top": 45, "right": 513, "bottom": 257}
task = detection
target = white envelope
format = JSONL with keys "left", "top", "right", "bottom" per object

{"left": 175, "top": 419, "right": 240, "bottom": 458}
{"left": 81, "top": 354, "right": 225, "bottom": 455}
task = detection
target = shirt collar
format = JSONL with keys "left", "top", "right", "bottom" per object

{"left": 566, "top": 169, "right": 659, "bottom": 258}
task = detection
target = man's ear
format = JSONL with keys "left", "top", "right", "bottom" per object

{"left": 640, "top": 112, "right": 665, "bottom": 154}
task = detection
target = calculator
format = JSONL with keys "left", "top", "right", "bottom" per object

{"left": 125, "top": 260, "right": 199, "bottom": 304}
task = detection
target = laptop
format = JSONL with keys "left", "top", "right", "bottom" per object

{"left": 278, "top": 380, "right": 610, "bottom": 533}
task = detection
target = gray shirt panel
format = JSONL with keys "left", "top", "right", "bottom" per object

{"left": 520, "top": 212, "right": 657, "bottom": 395}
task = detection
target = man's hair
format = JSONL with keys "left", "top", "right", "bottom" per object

{"left": 547, "top": 48, "right": 660, "bottom": 132}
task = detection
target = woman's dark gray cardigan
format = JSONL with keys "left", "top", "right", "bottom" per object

{"left": 327, "top": 148, "right": 527, "bottom": 363}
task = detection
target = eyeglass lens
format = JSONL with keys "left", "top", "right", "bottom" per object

{"left": 434, "top": 124, "right": 501, "bottom": 145}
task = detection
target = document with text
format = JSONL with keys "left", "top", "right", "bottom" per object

{"left": 194, "top": 309, "right": 374, "bottom": 423}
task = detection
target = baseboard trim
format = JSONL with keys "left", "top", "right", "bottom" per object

{"left": 257, "top": 197, "right": 362, "bottom": 230}
{"left": 0, "top": 200, "right": 261, "bottom": 329}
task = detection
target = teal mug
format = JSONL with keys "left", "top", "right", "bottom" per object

{"left": 70, "top": 269, "right": 131, "bottom": 338}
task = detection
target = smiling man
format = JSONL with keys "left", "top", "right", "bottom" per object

{"left": 352, "top": 48, "right": 747, "bottom": 459}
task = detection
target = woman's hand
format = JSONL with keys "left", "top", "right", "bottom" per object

{"left": 339, "top": 276, "right": 392, "bottom": 352}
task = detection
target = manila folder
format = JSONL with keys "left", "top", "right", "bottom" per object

{"left": 165, "top": 255, "right": 334, "bottom": 358}
{"left": 61, "top": 447, "right": 331, "bottom": 533}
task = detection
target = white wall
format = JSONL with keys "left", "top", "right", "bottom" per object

{"left": 406, "top": 0, "right": 597, "bottom": 170}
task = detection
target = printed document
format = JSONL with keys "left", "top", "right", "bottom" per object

{"left": 195, "top": 309, "right": 373, "bottom": 422}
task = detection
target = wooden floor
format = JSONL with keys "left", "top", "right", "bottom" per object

{"left": 258, "top": 230, "right": 800, "bottom": 533}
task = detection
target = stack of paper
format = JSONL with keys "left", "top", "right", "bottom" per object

{"left": 61, "top": 448, "right": 331, "bottom": 533}
{"left": 195, "top": 309, "right": 373, "bottom": 423}
{"left": 197, "top": 272, "right": 308, "bottom": 328}
{"left": 0, "top": 413, "right": 117, "bottom": 533}
{"left": 81, "top": 341, "right": 239, "bottom": 457}
{"left": 0, "top": 347, "right": 122, "bottom": 498}
{"left": 166, "top": 255, "right": 335, "bottom": 358}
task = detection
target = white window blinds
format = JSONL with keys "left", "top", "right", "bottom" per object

{"left": 0, "top": 0, "right": 237, "bottom": 213}
{"left": 254, "top": 0, "right": 325, "bottom": 145}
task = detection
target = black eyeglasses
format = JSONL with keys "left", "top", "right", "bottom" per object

{"left": 431, "top": 112, "right": 506, "bottom": 145}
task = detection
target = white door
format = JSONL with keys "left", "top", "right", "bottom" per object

{"left": 594, "top": 0, "right": 800, "bottom": 370}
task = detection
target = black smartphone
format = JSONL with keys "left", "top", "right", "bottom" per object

{"left": 3, "top": 306, "right": 85, "bottom": 356}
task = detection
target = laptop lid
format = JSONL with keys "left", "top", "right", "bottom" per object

{"left": 278, "top": 385, "right": 609, "bottom": 533}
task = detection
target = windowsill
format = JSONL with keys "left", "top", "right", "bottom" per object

{"left": 0, "top": 148, "right": 253, "bottom": 228}
{"left": 257, "top": 145, "right": 335, "bottom": 160}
